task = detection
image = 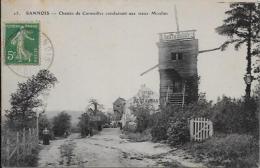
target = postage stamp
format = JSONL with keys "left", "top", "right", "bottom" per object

{"left": 5, "top": 23, "right": 40, "bottom": 65}
{"left": 7, "top": 32, "right": 54, "bottom": 78}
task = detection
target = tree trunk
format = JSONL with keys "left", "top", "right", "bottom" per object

{"left": 245, "top": 8, "right": 252, "bottom": 100}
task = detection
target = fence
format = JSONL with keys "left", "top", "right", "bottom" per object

{"left": 1, "top": 128, "right": 38, "bottom": 167}
{"left": 190, "top": 117, "right": 213, "bottom": 141}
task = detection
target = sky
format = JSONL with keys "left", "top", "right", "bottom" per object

{"left": 2, "top": 0, "right": 255, "bottom": 114}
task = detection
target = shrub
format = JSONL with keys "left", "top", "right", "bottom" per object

{"left": 78, "top": 112, "right": 90, "bottom": 137}
{"left": 210, "top": 96, "right": 258, "bottom": 134}
{"left": 123, "top": 121, "right": 137, "bottom": 132}
{"left": 167, "top": 118, "right": 190, "bottom": 146}
{"left": 52, "top": 111, "right": 71, "bottom": 137}
{"left": 150, "top": 112, "right": 169, "bottom": 141}
{"left": 189, "top": 134, "right": 259, "bottom": 168}
{"left": 152, "top": 100, "right": 212, "bottom": 144}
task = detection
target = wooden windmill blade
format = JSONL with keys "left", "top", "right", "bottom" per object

{"left": 140, "top": 46, "right": 222, "bottom": 76}
{"left": 140, "top": 64, "right": 159, "bottom": 76}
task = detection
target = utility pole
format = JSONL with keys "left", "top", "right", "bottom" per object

{"left": 174, "top": 5, "right": 180, "bottom": 32}
{"left": 36, "top": 110, "right": 45, "bottom": 144}
{"left": 36, "top": 111, "right": 39, "bottom": 144}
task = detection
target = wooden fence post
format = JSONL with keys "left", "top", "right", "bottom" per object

{"left": 189, "top": 119, "right": 193, "bottom": 141}
{"left": 16, "top": 132, "right": 19, "bottom": 166}
{"left": 33, "top": 128, "right": 37, "bottom": 147}
{"left": 22, "top": 128, "right": 26, "bottom": 157}
{"left": 6, "top": 138, "right": 10, "bottom": 166}
{"left": 28, "top": 128, "right": 32, "bottom": 155}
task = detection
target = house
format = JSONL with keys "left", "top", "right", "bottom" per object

{"left": 121, "top": 84, "right": 159, "bottom": 129}
{"left": 113, "top": 97, "right": 126, "bottom": 121}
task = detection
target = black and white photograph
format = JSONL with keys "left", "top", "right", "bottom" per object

{"left": 1, "top": 0, "right": 260, "bottom": 167}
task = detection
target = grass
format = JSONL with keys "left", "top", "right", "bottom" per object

{"left": 157, "top": 161, "right": 189, "bottom": 168}
{"left": 186, "top": 133, "right": 259, "bottom": 168}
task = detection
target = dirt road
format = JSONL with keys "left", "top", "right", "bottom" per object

{"left": 38, "top": 128, "right": 205, "bottom": 167}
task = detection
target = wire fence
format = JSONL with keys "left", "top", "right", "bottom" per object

{"left": 1, "top": 128, "right": 38, "bottom": 167}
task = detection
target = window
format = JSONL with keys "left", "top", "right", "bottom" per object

{"left": 178, "top": 53, "right": 183, "bottom": 60}
{"left": 171, "top": 52, "right": 183, "bottom": 61}
{"left": 171, "top": 53, "right": 177, "bottom": 60}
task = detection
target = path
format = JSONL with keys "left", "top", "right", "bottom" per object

{"left": 38, "top": 128, "right": 205, "bottom": 167}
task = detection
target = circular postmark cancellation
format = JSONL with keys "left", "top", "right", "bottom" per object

{"left": 7, "top": 32, "right": 54, "bottom": 78}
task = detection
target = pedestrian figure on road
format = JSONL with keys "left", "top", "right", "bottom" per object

{"left": 64, "top": 130, "right": 69, "bottom": 138}
{"left": 118, "top": 122, "right": 122, "bottom": 130}
{"left": 43, "top": 127, "right": 50, "bottom": 145}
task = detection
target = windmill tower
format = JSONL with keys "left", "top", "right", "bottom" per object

{"left": 158, "top": 7, "right": 199, "bottom": 106}
{"left": 158, "top": 31, "right": 198, "bottom": 106}
{"left": 140, "top": 6, "right": 220, "bottom": 107}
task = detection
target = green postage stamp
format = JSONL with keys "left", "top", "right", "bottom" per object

{"left": 5, "top": 23, "right": 40, "bottom": 65}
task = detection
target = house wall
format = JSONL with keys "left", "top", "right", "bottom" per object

{"left": 121, "top": 85, "right": 159, "bottom": 128}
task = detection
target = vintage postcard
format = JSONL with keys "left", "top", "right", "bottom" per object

{"left": 1, "top": 0, "right": 259, "bottom": 167}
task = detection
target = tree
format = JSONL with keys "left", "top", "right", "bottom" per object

{"left": 88, "top": 99, "right": 104, "bottom": 115}
{"left": 78, "top": 112, "right": 90, "bottom": 137}
{"left": 216, "top": 3, "right": 260, "bottom": 99}
{"left": 52, "top": 111, "right": 71, "bottom": 137}
{"left": 130, "top": 91, "right": 156, "bottom": 132}
{"left": 5, "top": 69, "right": 57, "bottom": 130}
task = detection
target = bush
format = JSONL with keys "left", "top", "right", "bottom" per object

{"left": 151, "top": 100, "right": 212, "bottom": 144}
{"left": 52, "top": 111, "right": 71, "bottom": 137}
{"left": 210, "top": 96, "right": 258, "bottom": 135}
{"left": 189, "top": 134, "right": 259, "bottom": 168}
{"left": 167, "top": 118, "right": 190, "bottom": 146}
{"left": 78, "top": 112, "right": 90, "bottom": 137}
{"left": 123, "top": 121, "right": 137, "bottom": 132}
{"left": 150, "top": 112, "right": 169, "bottom": 141}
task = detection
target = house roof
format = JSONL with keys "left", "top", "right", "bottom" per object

{"left": 113, "top": 97, "right": 126, "bottom": 104}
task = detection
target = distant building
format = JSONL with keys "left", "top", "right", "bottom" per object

{"left": 121, "top": 84, "right": 159, "bottom": 128}
{"left": 113, "top": 97, "right": 126, "bottom": 121}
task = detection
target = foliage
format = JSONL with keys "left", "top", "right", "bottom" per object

{"left": 21, "top": 146, "right": 40, "bottom": 167}
{"left": 151, "top": 99, "right": 212, "bottom": 144}
{"left": 167, "top": 118, "right": 190, "bottom": 146}
{"left": 52, "top": 111, "right": 71, "bottom": 137}
{"left": 5, "top": 70, "right": 57, "bottom": 131}
{"left": 210, "top": 96, "right": 258, "bottom": 135}
{"left": 88, "top": 99, "right": 104, "bottom": 115}
{"left": 129, "top": 91, "right": 156, "bottom": 132}
{"left": 96, "top": 111, "right": 109, "bottom": 125}
{"left": 123, "top": 121, "right": 137, "bottom": 132}
{"left": 216, "top": 3, "right": 260, "bottom": 98}
{"left": 78, "top": 112, "right": 90, "bottom": 137}
{"left": 150, "top": 111, "right": 169, "bottom": 141}
{"left": 189, "top": 134, "right": 259, "bottom": 168}
{"left": 185, "top": 75, "right": 200, "bottom": 104}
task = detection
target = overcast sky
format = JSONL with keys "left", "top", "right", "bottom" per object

{"left": 2, "top": 0, "right": 254, "bottom": 113}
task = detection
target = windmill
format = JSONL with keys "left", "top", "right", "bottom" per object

{"left": 141, "top": 6, "right": 221, "bottom": 107}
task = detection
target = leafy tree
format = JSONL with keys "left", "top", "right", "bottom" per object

{"left": 130, "top": 91, "right": 156, "bottom": 132}
{"left": 5, "top": 70, "right": 57, "bottom": 130}
{"left": 210, "top": 96, "right": 258, "bottom": 134}
{"left": 78, "top": 112, "right": 90, "bottom": 137}
{"left": 216, "top": 3, "right": 260, "bottom": 99}
{"left": 88, "top": 99, "right": 104, "bottom": 115}
{"left": 52, "top": 111, "right": 71, "bottom": 137}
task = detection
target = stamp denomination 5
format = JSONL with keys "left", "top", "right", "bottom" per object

{"left": 5, "top": 23, "right": 40, "bottom": 65}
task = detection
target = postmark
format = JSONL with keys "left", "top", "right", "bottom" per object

{"left": 7, "top": 32, "right": 54, "bottom": 78}
{"left": 5, "top": 23, "right": 40, "bottom": 65}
